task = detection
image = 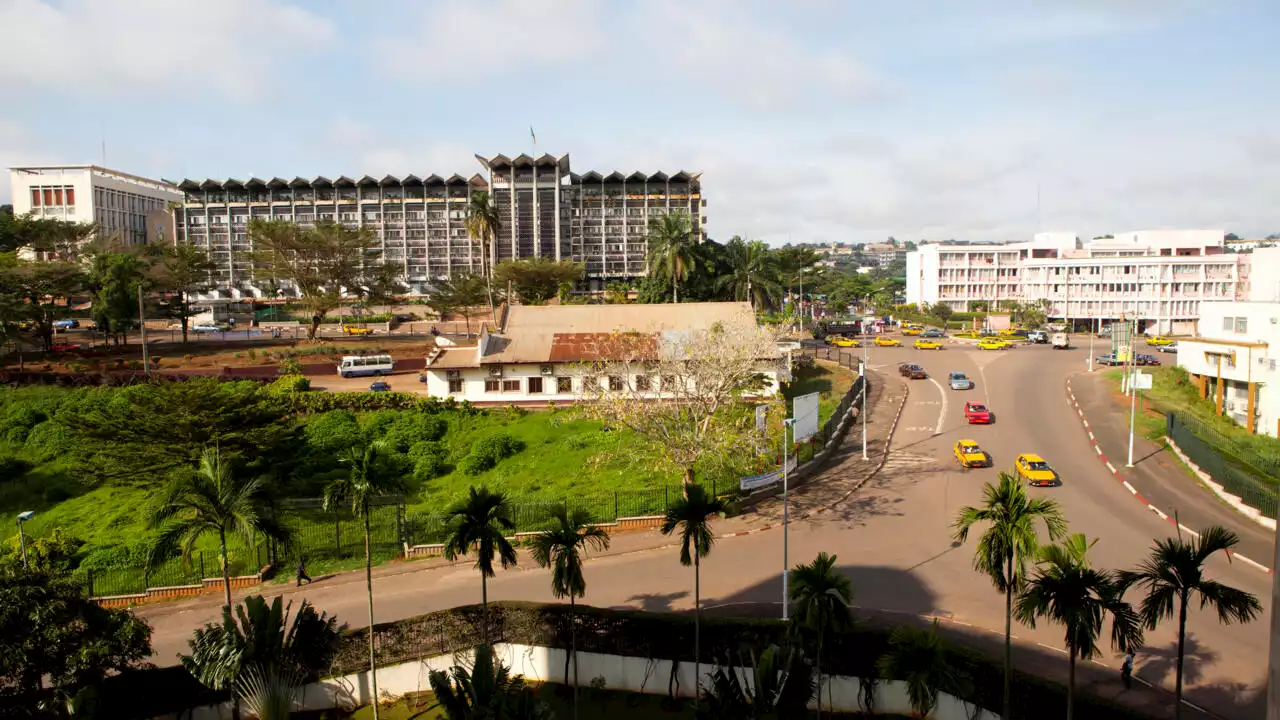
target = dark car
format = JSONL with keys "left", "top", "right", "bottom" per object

{"left": 52, "top": 319, "right": 80, "bottom": 330}
{"left": 50, "top": 343, "right": 80, "bottom": 352}
{"left": 898, "top": 363, "right": 928, "bottom": 379}
{"left": 921, "top": 328, "right": 945, "bottom": 338}
{"left": 1136, "top": 354, "right": 1161, "bottom": 366}
{"left": 369, "top": 381, "right": 392, "bottom": 392}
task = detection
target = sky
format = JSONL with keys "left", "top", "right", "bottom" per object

{"left": 2, "top": 0, "right": 1279, "bottom": 245}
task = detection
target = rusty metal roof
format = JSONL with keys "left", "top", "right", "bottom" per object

{"left": 547, "top": 332, "right": 658, "bottom": 362}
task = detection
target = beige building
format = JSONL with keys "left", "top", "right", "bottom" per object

{"left": 420, "top": 302, "right": 783, "bottom": 404}
{"left": 9, "top": 164, "right": 182, "bottom": 247}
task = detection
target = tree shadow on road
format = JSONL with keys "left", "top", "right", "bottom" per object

{"left": 622, "top": 590, "right": 689, "bottom": 613}
{"left": 1182, "top": 679, "right": 1265, "bottom": 720}
{"left": 1135, "top": 632, "right": 1218, "bottom": 688}
{"left": 698, "top": 563, "right": 940, "bottom": 620}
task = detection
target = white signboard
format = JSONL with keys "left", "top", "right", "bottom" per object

{"left": 1130, "top": 371, "right": 1153, "bottom": 390}
{"left": 755, "top": 404, "right": 769, "bottom": 435}
{"left": 739, "top": 455, "right": 799, "bottom": 491}
{"left": 793, "top": 392, "right": 820, "bottom": 442}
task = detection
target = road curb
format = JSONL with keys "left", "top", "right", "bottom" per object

{"left": 722, "top": 379, "right": 910, "bottom": 538}
{"left": 1064, "top": 376, "right": 1273, "bottom": 575}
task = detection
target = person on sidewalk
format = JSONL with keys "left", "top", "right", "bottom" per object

{"left": 1121, "top": 650, "right": 1135, "bottom": 689}
{"left": 296, "top": 556, "right": 312, "bottom": 587}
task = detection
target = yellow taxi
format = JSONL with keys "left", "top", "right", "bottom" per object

{"left": 1146, "top": 336, "right": 1175, "bottom": 347}
{"left": 873, "top": 336, "right": 901, "bottom": 347}
{"left": 1015, "top": 453, "right": 1059, "bottom": 487}
{"left": 954, "top": 440, "right": 989, "bottom": 468}
{"left": 952, "top": 330, "right": 981, "bottom": 339}
{"left": 997, "top": 328, "right": 1021, "bottom": 337}
{"left": 902, "top": 327, "right": 923, "bottom": 336}
{"left": 829, "top": 336, "right": 859, "bottom": 348}
{"left": 914, "top": 339, "right": 943, "bottom": 350}
{"left": 342, "top": 325, "right": 374, "bottom": 336}
{"left": 976, "top": 339, "right": 1011, "bottom": 350}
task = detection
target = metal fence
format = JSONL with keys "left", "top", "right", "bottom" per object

{"left": 75, "top": 537, "right": 268, "bottom": 598}
{"left": 800, "top": 345, "right": 867, "bottom": 448}
{"left": 1166, "top": 412, "right": 1279, "bottom": 519}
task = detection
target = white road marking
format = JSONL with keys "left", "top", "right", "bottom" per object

{"left": 1151, "top": 507, "right": 1168, "bottom": 520}
{"left": 1087, "top": 431, "right": 1095, "bottom": 440}
{"left": 1105, "top": 461, "right": 1118, "bottom": 474}
{"left": 1095, "top": 446, "right": 1103, "bottom": 456}
{"left": 1037, "top": 643, "right": 1068, "bottom": 656}
{"left": 1232, "top": 553, "right": 1270, "bottom": 572}
{"left": 927, "top": 377, "right": 948, "bottom": 435}
{"left": 1122, "top": 481, "right": 1137, "bottom": 493}
{"left": 1178, "top": 525, "right": 1201, "bottom": 538}
{"left": 1081, "top": 419, "right": 1089, "bottom": 429}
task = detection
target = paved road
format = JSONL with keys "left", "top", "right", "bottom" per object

{"left": 136, "top": 340, "right": 1272, "bottom": 719}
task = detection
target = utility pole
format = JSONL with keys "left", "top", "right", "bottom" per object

{"left": 781, "top": 418, "right": 795, "bottom": 620}
{"left": 1126, "top": 316, "right": 1140, "bottom": 467}
{"left": 137, "top": 285, "right": 150, "bottom": 377}
{"left": 860, "top": 352, "right": 869, "bottom": 460}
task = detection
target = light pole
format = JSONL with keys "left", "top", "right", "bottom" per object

{"left": 17, "top": 511, "right": 34, "bottom": 569}
{"left": 860, "top": 351, "right": 869, "bottom": 461}
{"left": 1126, "top": 317, "right": 1141, "bottom": 468}
{"left": 781, "top": 418, "right": 796, "bottom": 620}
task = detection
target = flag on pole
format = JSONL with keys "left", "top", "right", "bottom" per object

{"left": 530, "top": 126, "right": 537, "bottom": 146}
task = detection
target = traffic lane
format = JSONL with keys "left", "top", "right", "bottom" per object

{"left": 1071, "top": 370, "right": 1274, "bottom": 567}
{"left": 310, "top": 372, "right": 429, "bottom": 394}
{"left": 999, "top": 348, "right": 1271, "bottom": 706}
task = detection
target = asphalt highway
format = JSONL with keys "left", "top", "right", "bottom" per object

{"left": 137, "top": 338, "right": 1273, "bottom": 719}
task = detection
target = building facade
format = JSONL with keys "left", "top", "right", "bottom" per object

{"left": 861, "top": 242, "right": 906, "bottom": 267}
{"left": 172, "top": 153, "right": 705, "bottom": 297}
{"left": 906, "top": 230, "right": 1254, "bottom": 334}
{"left": 9, "top": 165, "right": 182, "bottom": 247}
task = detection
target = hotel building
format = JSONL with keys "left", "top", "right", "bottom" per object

{"left": 9, "top": 165, "right": 182, "bottom": 249}
{"left": 172, "top": 153, "right": 705, "bottom": 297}
{"left": 906, "top": 230, "right": 1252, "bottom": 334}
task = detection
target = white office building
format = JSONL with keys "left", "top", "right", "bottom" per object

{"left": 9, "top": 165, "right": 182, "bottom": 248}
{"left": 906, "top": 230, "right": 1252, "bottom": 334}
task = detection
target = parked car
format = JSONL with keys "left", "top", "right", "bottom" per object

{"left": 368, "top": 380, "right": 392, "bottom": 392}
{"left": 1015, "top": 453, "right": 1060, "bottom": 487}
{"left": 921, "top": 328, "right": 945, "bottom": 338}
{"left": 1146, "top": 335, "right": 1175, "bottom": 347}
{"left": 52, "top": 319, "right": 80, "bottom": 330}
{"left": 1096, "top": 354, "right": 1122, "bottom": 366}
{"left": 898, "top": 363, "right": 928, "bottom": 379}
{"left": 49, "top": 343, "right": 80, "bottom": 352}
{"left": 949, "top": 371, "right": 972, "bottom": 390}
{"left": 1157, "top": 342, "right": 1179, "bottom": 354}
{"left": 963, "top": 402, "right": 992, "bottom": 424}
{"left": 193, "top": 324, "right": 228, "bottom": 333}
{"left": 953, "top": 440, "right": 990, "bottom": 468}
{"left": 1136, "top": 354, "right": 1161, "bottom": 366}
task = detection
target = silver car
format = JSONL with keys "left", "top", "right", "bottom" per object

{"left": 949, "top": 371, "right": 971, "bottom": 390}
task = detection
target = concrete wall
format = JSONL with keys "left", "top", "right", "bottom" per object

{"left": 173, "top": 643, "right": 995, "bottom": 720}
{"left": 423, "top": 362, "right": 781, "bottom": 404}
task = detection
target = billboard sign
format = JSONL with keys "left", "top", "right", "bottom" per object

{"left": 793, "top": 392, "right": 820, "bottom": 442}
{"left": 1130, "top": 371, "right": 1153, "bottom": 390}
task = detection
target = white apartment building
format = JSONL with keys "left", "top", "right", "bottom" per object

{"left": 9, "top": 165, "right": 182, "bottom": 247}
{"left": 862, "top": 242, "right": 906, "bottom": 267}
{"left": 907, "top": 230, "right": 1251, "bottom": 334}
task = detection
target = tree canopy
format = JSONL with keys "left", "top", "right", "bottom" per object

{"left": 493, "top": 258, "right": 584, "bottom": 304}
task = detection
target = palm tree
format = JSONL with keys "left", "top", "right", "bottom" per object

{"left": 1117, "top": 526, "right": 1262, "bottom": 719}
{"left": 1014, "top": 534, "right": 1144, "bottom": 720}
{"left": 529, "top": 505, "right": 611, "bottom": 712}
{"left": 443, "top": 486, "right": 519, "bottom": 644}
{"left": 148, "top": 448, "right": 290, "bottom": 610}
{"left": 700, "top": 643, "right": 814, "bottom": 720}
{"left": 465, "top": 190, "right": 501, "bottom": 318}
{"left": 429, "top": 643, "right": 544, "bottom": 720}
{"left": 717, "top": 237, "right": 780, "bottom": 310}
{"left": 183, "top": 594, "right": 345, "bottom": 720}
{"left": 952, "top": 471, "right": 1067, "bottom": 719}
{"left": 323, "top": 439, "right": 407, "bottom": 720}
{"left": 647, "top": 211, "right": 697, "bottom": 303}
{"left": 876, "top": 620, "right": 969, "bottom": 718}
{"left": 660, "top": 483, "right": 726, "bottom": 696}
{"left": 788, "top": 552, "right": 853, "bottom": 718}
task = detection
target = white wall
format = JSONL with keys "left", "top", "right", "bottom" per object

{"left": 1177, "top": 299, "right": 1280, "bottom": 435}
{"left": 1247, "top": 247, "right": 1280, "bottom": 302}
{"left": 176, "top": 643, "right": 995, "bottom": 720}
{"left": 424, "top": 362, "right": 782, "bottom": 404}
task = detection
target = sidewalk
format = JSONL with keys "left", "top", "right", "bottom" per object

{"left": 1068, "top": 371, "right": 1274, "bottom": 567}
{"left": 136, "top": 371, "right": 906, "bottom": 622}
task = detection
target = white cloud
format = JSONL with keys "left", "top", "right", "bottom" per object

{"left": 0, "top": 120, "right": 47, "bottom": 204}
{"left": 0, "top": 0, "right": 334, "bottom": 100}
{"left": 322, "top": 119, "right": 480, "bottom": 178}
{"left": 378, "top": 0, "right": 603, "bottom": 77}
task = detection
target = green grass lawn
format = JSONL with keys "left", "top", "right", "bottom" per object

{"left": 784, "top": 359, "right": 858, "bottom": 426}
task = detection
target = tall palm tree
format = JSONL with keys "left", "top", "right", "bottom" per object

{"left": 876, "top": 620, "right": 969, "bottom": 718}
{"left": 717, "top": 237, "right": 780, "bottom": 310}
{"left": 465, "top": 190, "right": 501, "bottom": 319}
{"left": 1117, "top": 526, "right": 1262, "bottom": 719}
{"left": 953, "top": 471, "right": 1067, "bottom": 719}
{"left": 647, "top": 211, "right": 697, "bottom": 303}
{"left": 788, "top": 551, "right": 853, "bottom": 718}
{"left": 659, "top": 483, "right": 726, "bottom": 696}
{"left": 443, "top": 486, "right": 518, "bottom": 644}
{"left": 149, "top": 448, "right": 290, "bottom": 610}
{"left": 529, "top": 505, "right": 610, "bottom": 713}
{"left": 1014, "top": 534, "right": 1144, "bottom": 720}
{"left": 323, "top": 439, "right": 407, "bottom": 720}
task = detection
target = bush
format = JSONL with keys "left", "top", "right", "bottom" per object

{"left": 278, "top": 357, "right": 304, "bottom": 375}
{"left": 0, "top": 453, "right": 33, "bottom": 480}
{"left": 303, "top": 410, "right": 362, "bottom": 454}
{"left": 408, "top": 440, "right": 448, "bottom": 480}
{"left": 79, "top": 541, "right": 152, "bottom": 572}
{"left": 460, "top": 433, "right": 525, "bottom": 475}
{"left": 267, "top": 374, "right": 311, "bottom": 394}
{"left": 382, "top": 413, "right": 448, "bottom": 452}
{"left": 24, "top": 420, "right": 73, "bottom": 458}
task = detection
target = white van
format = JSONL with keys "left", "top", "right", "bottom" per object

{"left": 1051, "top": 333, "right": 1070, "bottom": 349}
{"left": 337, "top": 355, "right": 394, "bottom": 378}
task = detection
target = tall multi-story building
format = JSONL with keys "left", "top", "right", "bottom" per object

{"left": 172, "top": 152, "right": 705, "bottom": 297}
{"left": 9, "top": 165, "right": 182, "bottom": 248}
{"left": 906, "top": 230, "right": 1253, "bottom": 334}
{"left": 861, "top": 242, "right": 906, "bottom": 267}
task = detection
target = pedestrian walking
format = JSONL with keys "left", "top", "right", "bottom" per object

{"left": 1121, "top": 651, "right": 1134, "bottom": 689}
{"left": 296, "top": 555, "right": 312, "bottom": 587}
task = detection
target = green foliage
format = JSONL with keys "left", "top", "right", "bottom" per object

{"left": 0, "top": 451, "right": 32, "bottom": 479}
{"left": 460, "top": 433, "right": 525, "bottom": 475}
{"left": 700, "top": 643, "right": 814, "bottom": 719}
{"left": 304, "top": 410, "right": 362, "bottom": 454}
{"left": 494, "top": 258, "right": 586, "bottom": 304}
{"left": 266, "top": 374, "right": 311, "bottom": 394}
{"left": 284, "top": 390, "right": 467, "bottom": 415}
{"left": 277, "top": 357, "right": 305, "bottom": 375}
{"left": 3, "top": 527, "right": 84, "bottom": 573}
{"left": 876, "top": 620, "right": 969, "bottom": 718}
{"left": 428, "top": 644, "right": 548, "bottom": 720}
{"left": 79, "top": 540, "right": 153, "bottom": 573}
{"left": 0, "top": 568, "right": 152, "bottom": 710}
{"left": 87, "top": 249, "right": 147, "bottom": 342}
{"left": 408, "top": 440, "right": 449, "bottom": 481}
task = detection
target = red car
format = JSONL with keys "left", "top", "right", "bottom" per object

{"left": 50, "top": 343, "right": 80, "bottom": 352}
{"left": 964, "top": 402, "right": 993, "bottom": 424}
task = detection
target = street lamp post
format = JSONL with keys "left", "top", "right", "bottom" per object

{"left": 781, "top": 418, "right": 796, "bottom": 621}
{"left": 860, "top": 351, "right": 869, "bottom": 461}
{"left": 17, "top": 511, "right": 34, "bottom": 569}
